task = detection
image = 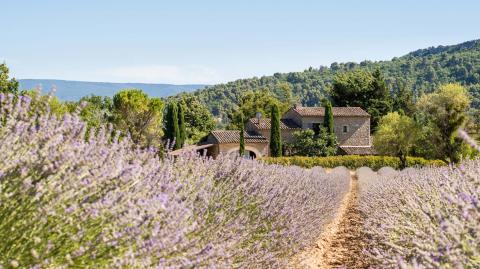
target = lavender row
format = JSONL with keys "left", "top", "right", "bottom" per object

{"left": 357, "top": 163, "right": 479, "bottom": 268}
{"left": 0, "top": 93, "right": 350, "bottom": 268}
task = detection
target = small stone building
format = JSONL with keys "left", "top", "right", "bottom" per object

{"left": 198, "top": 130, "right": 269, "bottom": 159}
{"left": 178, "top": 105, "right": 375, "bottom": 159}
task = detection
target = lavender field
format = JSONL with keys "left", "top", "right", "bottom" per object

{"left": 1, "top": 93, "right": 479, "bottom": 268}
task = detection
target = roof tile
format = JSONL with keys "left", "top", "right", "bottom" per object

{"left": 293, "top": 106, "right": 370, "bottom": 117}
{"left": 248, "top": 118, "right": 301, "bottom": 130}
{"left": 210, "top": 130, "right": 268, "bottom": 144}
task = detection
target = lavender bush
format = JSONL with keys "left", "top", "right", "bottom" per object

{"left": 0, "top": 93, "right": 350, "bottom": 268}
{"left": 357, "top": 162, "right": 480, "bottom": 268}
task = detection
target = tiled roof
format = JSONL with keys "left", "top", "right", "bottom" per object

{"left": 292, "top": 106, "right": 370, "bottom": 117}
{"left": 210, "top": 130, "right": 268, "bottom": 144}
{"left": 338, "top": 146, "right": 377, "bottom": 155}
{"left": 248, "top": 118, "right": 301, "bottom": 130}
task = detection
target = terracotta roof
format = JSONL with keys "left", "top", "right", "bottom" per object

{"left": 338, "top": 146, "right": 377, "bottom": 155}
{"left": 292, "top": 106, "right": 370, "bottom": 117}
{"left": 210, "top": 130, "right": 268, "bottom": 144}
{"left": 248, "top": 118, "right": 301, "bottom": 130}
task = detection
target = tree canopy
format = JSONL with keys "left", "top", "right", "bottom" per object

{"left": 374, "top": 112, "right": 420, "bottom": 168}
{"left": 0, "top": 63, "right": 19, "bottom": 95}
{"left": 112, "top": 89, "right": 164, "bottom": 148}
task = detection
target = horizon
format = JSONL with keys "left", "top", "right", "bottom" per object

{"left": 2, "top": 0, "right": 480, "bottom": 85}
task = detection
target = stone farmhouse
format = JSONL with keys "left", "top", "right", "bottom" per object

{"left": 185, "top": 105, "right": 375, "bottom": 158}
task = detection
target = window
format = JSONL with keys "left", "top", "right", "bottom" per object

{"left": 343, "top": 125, "right": 348, "bottom": 133}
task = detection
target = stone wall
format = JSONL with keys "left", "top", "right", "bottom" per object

{"left": 286, "top": 115, "right": 370, "bottom": 147}
{"left": 218, "top": 143, "right": 269, "bottom": 158}
{"left": 246, "top": 121, "right": 297, "bottom": 143}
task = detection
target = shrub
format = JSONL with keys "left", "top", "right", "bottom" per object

{"left": 357, "top": 161, "right": 480, "bottom": 268}
{"left": 260, "top": 155, "right": 445, "bottom": 170}
{"left": 0, "top": 93, "right": 350, "bottom": 268}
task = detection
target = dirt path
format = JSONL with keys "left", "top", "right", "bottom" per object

{"left": 291, "top": 171, "right": 370, "bottom": 269}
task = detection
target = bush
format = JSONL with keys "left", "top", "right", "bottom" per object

{"left": 0, "top": 93, "right": 351, "bottom": 268}
{"left": 260, "top": 155, "right": 446, "bottom": 170}
{"left": 357, "top": 161, "right": 480, "bottom": 268}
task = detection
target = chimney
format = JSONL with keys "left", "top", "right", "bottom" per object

{"left": 255, "top": 112, "right": 262, "bottom": 124}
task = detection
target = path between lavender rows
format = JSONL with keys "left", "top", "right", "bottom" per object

{"left": 290, "top": 170, "right": 371, "bottom": 269}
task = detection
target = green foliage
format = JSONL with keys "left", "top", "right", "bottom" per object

{"left": 112, "top": 89, "right": 164, "bottom": 148}
{"left": 284, "top": 129, "right": 337, "bottom": 157}
{"left": 0, "top": 63, "right": 19, "bottom": 95}
{"left": 269, "top": 104, "right": 282, "bottom": 157}
{"left": 178, "top": 103, "right": 187, "bottom": 147}
{"left": 323, "top": 101, "right": 335, "bottom": 147}
{"left": 239, "top": 113, "right": 245, "bottom": 156}
{"left": 164, "top": 102, "right": 180, "bottom": 149}
{"left": 417, "top": 83, "right": 471, "bottom": 162}
{"left": 261, "top": 156, "right": 446, "bottom": 171}
{"left": 330, "top": 69, "right": 392, "bottom": 130}
{"left": 192, "top": 40, "right": 480, "bottom": 120}
{"left": 21, "top": 90, "right": 69, "bottom": 117}
{"left": 172, "top": 94, "right": 216, "bottom": 144}
{"left": 228, "top": 89, "right": 286, "bottom": 129}
{"left": 76, "top": 95, "right": 113, "bottom": 129}
{"left": 392, "top": 80, "right": 415, "bottom": 115}
{"left": 374, "top": 112, "right": 420, "bottom": 168}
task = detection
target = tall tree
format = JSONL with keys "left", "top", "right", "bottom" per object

{"left": 178, "top": 103, "right": 187, "bottom": 147}
{"left": 228, "top": 89, "right": 284, "bottom": 130}
{"left": 0, "top": 63, "right": 19, "bottom": 95}
{"left": 176, "top": 94, "right": 216, "bottom": 144}
{"left": 112, "top": 89, "right": 164, "bottom": 148}
{"left": 417, "top": 83, "right": 471, "bottom": 163}
{"left": 325, "top": 69, "right": 392, "bottom": 130}
{"left": 392, "top": 80, "right": 415, "bottom": 115}
{"left": 323, "top": 101, "right": 335, "bottom": 147}
{"left": 374, "top": 112, "right": 420, "bottom": 168}
{"left": 164, "top": 102, "right": 181, "bottom": 149}
{"left": 239, "top": 113, "right": 245, "bottom": 156}
{"left": 269, "top": 104, "right": 282, "bottom": 157}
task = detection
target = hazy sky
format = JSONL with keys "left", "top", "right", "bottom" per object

{"left": 2, "top": 0, "right": 479, "bottom": 84}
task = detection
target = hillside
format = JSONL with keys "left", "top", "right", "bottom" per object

{"left": 19, "top": 79, "right": 207, "bottom": 101}
{"left": 193, "top": 39, "right": 480, "bottom": 116}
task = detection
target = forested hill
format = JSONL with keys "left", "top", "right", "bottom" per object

{"left": 192, "top": 39, "right": 480, "bottom": 116}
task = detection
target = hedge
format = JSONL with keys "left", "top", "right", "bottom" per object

{"left": 260, "top": 155, "right": 446, "bottom": 171}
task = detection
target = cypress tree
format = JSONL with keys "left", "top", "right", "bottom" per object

{"left": 164, "top": 102, "right": 180, "bottom": 149}
{"left": 239, "top": 113, "right": 245, "bottom": 156}
{"left": 323, "top": 101, "right": 336, "bottom": 149}
{"left": 323, "top": 101, "right": 334, "bottom": 134}
{"left": 269, "top": 104, "right": 282, "bottom": 157}
{"left": 178, "top": 104, "right": 187, "bottom": 148}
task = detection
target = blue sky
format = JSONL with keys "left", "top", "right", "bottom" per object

{"left": 2, "top": 0, "right": 479, "bottom": 84}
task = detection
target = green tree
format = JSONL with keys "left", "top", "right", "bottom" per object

{"left": 0, "top": 63, "right": 19, "bottom": 95}
{"left": 284, "top": 129, "right": 337, "bottom": 157}
{"left": 374, "top": 112, "right": 420, "bottom": 168}
{"left": 75, "top": 95, "right": 113, "bottom": 129}
{"left": 164, "top": 102, "right": 181, "bottom": 149}
{"left": 392, "top": 80, "right": 415, "bottom": 115}
{"left": 112, "top": 89, "right": 164, "bottom": 148}
{"left": 239, "top": 113, "right": 245, "bottom": 156}
{"left": 323, "top": 101, "right": 335, "bottom": 147}
{"left": 176, "top": 94, "right": 216, "bottom": 144}
{"left": 228, "top": 89, "right": 284, "bottom": 129}
{"left": 330, "top": 69, "right": 392, "bottom": 131}
{"left": 417, "top": 83, "right": 471, "bottom": 163}
{"left": 178, "top": 103, "right": 187, "bottom": 147}
{"left": 269, "top": 104, "right": 282, "bottom": 157}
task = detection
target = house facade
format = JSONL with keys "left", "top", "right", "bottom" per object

{"left": 187, "top": 105, "right": 375, "bottom": 158}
